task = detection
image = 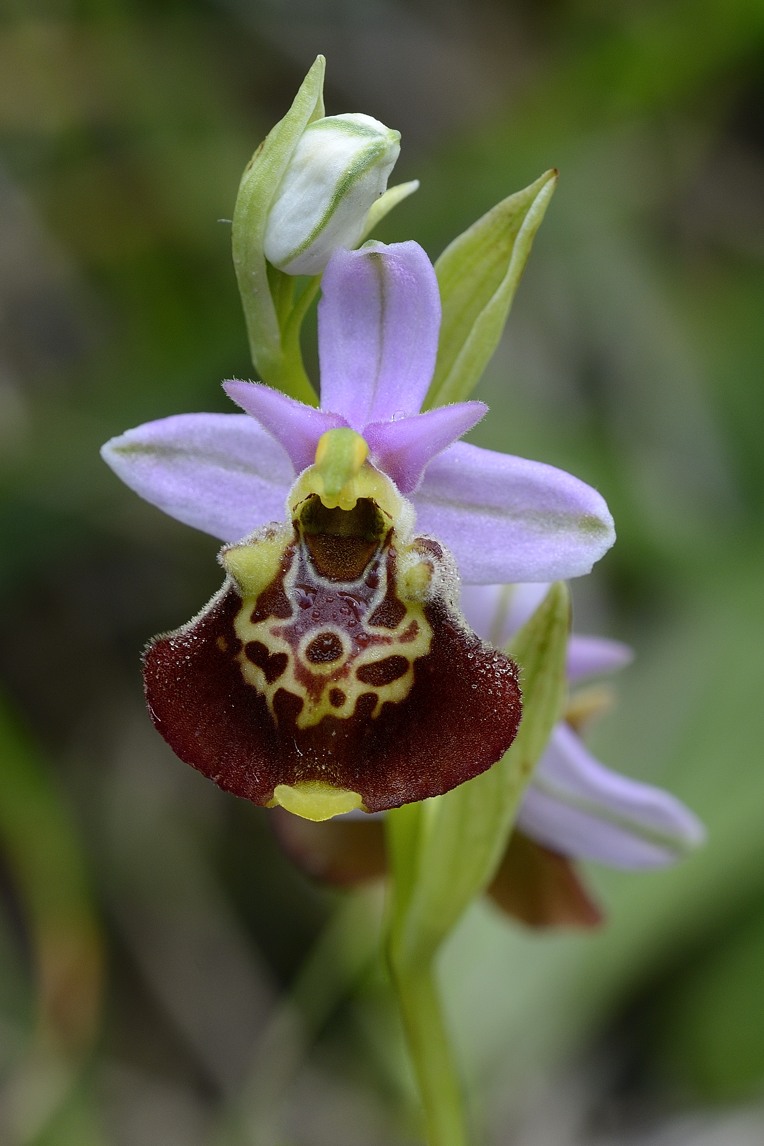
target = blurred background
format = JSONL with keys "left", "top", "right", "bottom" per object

{"left": 1, "top": 1, "right": 763, "bottom": 1143}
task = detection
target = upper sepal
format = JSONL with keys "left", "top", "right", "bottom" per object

{"left": 318, "top": 242, "right": 441, "bottom": 428}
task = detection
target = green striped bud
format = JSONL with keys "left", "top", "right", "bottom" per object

{"left": 263, "top": 113, "right": 400, "bottom": 276}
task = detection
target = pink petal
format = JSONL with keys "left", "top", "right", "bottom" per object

{"left": 364, "top": 402, "right": 486, "bottom": 493}
{"left": 567, "top": 635, "right": 634, "bottom": 682}
{"left": 223, "top": 379, "right": 346, "bottom": 474}
{"left": 518, "top": 724, "right": 706, "bottom": 868}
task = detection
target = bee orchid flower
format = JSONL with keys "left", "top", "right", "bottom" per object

{"left": 102, "top": 241, "right": 616, "bottom": 822}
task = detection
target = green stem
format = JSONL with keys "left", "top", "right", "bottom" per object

{"left": 388, "top": 952, "right": 470, "bottom": 1146}
{"left": 252, "top": 264, "right": 317, "bottom": 403}
{"left": 278, "top": 274, "right": 321, "bottom": 405}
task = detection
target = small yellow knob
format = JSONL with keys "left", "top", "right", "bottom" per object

{"left": 270, "top": 781, "right": 365, "bottom": 821}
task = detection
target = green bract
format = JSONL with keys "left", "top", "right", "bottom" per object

{"left": 426, "top": 169, "right": 559, "bottom": 409}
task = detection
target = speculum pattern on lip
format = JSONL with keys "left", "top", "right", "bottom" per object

{"left": 233, "top": 525, "right": 432, "bottom": 732}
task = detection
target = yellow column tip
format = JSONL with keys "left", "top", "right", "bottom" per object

{"left": 314, "top": 428, "right": 369, "bottom": 501}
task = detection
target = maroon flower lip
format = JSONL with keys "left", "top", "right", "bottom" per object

{"left": 144, "top": 488, "right": 522, "bottom": 817}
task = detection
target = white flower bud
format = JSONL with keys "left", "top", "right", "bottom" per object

{"left": 263, "top": 113, "right": 401, "bottom": 276}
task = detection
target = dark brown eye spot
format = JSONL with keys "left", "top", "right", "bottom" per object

{"left": 245, "top": 641, "right": 289, "bottom": 683}
{"left": 305, "top": 631, "right": 344, "bottom": 664}
{"left": 356, "top": 656, "right": 409, "bottom": 687}
{"left": 399, "top": 620, "right": 420, "bottom": 642}
{"left": 368, "top": 592, "right": 407, "bottom": 630}
{"left": 329, "top": 688, "right": 346, "bottom": 708}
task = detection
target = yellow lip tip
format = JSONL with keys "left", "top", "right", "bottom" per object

{"left": 271, "top": 781, "right": 364, "bottom": 822}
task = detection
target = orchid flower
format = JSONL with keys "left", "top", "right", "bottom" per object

{"left": 102, "top": 241, "right": 615, "bottom": 822}
{"left": 276, "top": 582, "right": 704, "bottom": 928}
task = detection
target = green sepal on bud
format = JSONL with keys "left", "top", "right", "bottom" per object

{"left": 425, "top": 169, "right": 558, "bottom": 409}
{"left": 232, "top": 56, "right": 326, "bottom": 403}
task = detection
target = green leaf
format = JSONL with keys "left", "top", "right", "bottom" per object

{"left": 425, "top": 170, "right": 558, "bottom": 409}
{"left": 231, "top": 55, "right": 325, "bottom": 403}
{"left": 504, "top": 581, "right": 571, "bottom": 785}
{"left": 386, "top": 582, "right": 570, "bottom": 968}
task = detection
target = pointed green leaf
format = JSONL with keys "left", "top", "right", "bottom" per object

{"left": 386, "top": 582, "right": 570, "bottom": 967}
{"left": 232, "top": 55, "right": 325, "bottom": 403}
{"left": 425, "top": 169, "right": 558, "bottom": 409}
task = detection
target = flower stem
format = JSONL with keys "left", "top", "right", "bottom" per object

{"left": 388, "top": 952, "right": 470, "bottom": 1146}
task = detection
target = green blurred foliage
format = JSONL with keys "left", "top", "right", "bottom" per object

{"left": 1, "top": 1, "right": 763, "bottom": 1142}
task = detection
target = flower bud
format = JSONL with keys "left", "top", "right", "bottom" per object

{"left": 263, "top": 113, "right": 400, "bottom": 276}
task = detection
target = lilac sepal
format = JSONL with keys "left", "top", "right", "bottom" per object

{"left": 517, "top": 723, "right": 706, "bottom": 868}
{"left": 223, "top": 379, "right": 347, "bottom": 474}
{"left": 101, "top": 413, "right": 292, "bottom": 541}
{"left": 567, "top": 635, "right": 633, "bottom": 682}
{"left": 317, "top": 241, "right": 441, "bottom": 427}
{"left": 364, "top": 402, "right": 487, "bottom": 493}
{"left": 412, "top": 443, "right": 616, "bottom": 583}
